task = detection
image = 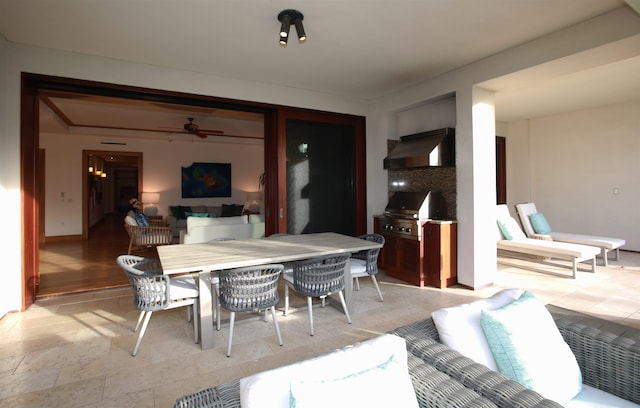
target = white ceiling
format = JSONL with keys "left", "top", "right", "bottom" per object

{"left": 2, "top": 0, "right": 640, "bottom": 134}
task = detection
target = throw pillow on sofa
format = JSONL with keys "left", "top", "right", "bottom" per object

{"left": 239, "top": 334, "right": 417, "bottom": 408}
{"left": 480, "top": 291, "right": 582, "bottom": 403}
{"left": 221, "top": 203, "right": 244, "bottom": 217}
{"left": 431, "top": 288, "right": 523, "bottom": 371}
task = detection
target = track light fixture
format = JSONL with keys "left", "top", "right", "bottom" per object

{"left": 278, "top": 9, "right": 306, "bottom": 46}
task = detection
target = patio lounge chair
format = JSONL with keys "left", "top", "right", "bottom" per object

{"left": 515, "top": 202, "right": 625, "bottom": 266}
{"left": 496, "top": 205, "right": 600, "bottom": 278}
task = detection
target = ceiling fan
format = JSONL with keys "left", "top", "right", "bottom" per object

{"left": 179, "top": 117, "right": 225, "bottom": 138}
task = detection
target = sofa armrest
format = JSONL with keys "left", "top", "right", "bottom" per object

{"left": 553, "top": 315, "right": 640, "bottom": 404}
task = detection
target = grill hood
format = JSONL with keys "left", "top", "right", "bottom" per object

{"left": 384, "top": 128, "right": 455, "bottom": 169}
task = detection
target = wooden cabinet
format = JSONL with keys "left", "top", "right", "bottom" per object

{"left": 374, "top": 218, "right": 427, "bottom": 287}
{"left": 374, "top": 217, "right": 457, "bottom": 288}
{"left": 424, "top": 221, "right": 457, "bottom": 288}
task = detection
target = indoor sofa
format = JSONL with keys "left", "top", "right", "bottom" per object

{"left": 167, "top": 204, "right": 246, "bottom": 238}
{"left": 180, "top": 214, "right": 265, "bottom": 244}
{"left": 173, "top": 292, "right": 640, "bottom": 408}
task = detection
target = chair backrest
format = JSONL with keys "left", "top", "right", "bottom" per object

{"left": 351, "top": 234, "right": 385, "bottom": 275}
{"left": 514, "top": 202, "right": 539, "bottom": 237}
{"left": 218, "top": 264, "right": 283, "bottom": 312}
{"left": 291, "top": 254, "right": 350, "bottom": 297}
{"left": 116, "top": 255, "right": 171, "bottom": 311}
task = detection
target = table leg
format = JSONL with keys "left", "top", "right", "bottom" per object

{"left": 343, "top": 258, "right": 353, "bottom": 314}
{"left": 198, "top": 270, "right": 214, "bottom": 350}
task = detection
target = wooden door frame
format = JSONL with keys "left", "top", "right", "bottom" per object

{"left": 20, "top": 72, "right": 366, "bottom": 310}
{"left": 275, "top": 108, "right": 367, "bottom": 236}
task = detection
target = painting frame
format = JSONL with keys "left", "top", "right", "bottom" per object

{"left": 181, "top": 162, "right": 232, "bottom": 198}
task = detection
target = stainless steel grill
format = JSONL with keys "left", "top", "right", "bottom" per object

{"left": 378, "top": 191, "right": 445, "bottom": 240}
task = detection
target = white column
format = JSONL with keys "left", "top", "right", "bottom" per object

{"left": 455, "top": 86, "right": 497, "bottom": 288}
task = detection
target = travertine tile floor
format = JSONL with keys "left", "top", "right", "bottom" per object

{"left": 1, "top": 251, "right": 639, "bottom": 407}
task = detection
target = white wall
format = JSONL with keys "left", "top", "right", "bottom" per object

{"left": 0, "top": 34, "right": 14, "bottom": 318}
{"left": 505, "top": 101, "right": 640, "bottom": 250}
{"left": 40, "top": 131, "right": 264, "bottom": 236}
{"left": 367, "top": 7, "right": 640, "bottom": 288}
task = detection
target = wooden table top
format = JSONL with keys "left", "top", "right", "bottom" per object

{"left": 157, "top": 232, "right": 382, "bottom": 274}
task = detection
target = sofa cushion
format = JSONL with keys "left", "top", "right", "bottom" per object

{"left": 289, "top": 352, "right": 417, "bottom": 408}
{"left": 529, "top": 213, "right": 552, "bottom": 234}
{"left": 190, "top": 205, "right": 207, "bottom": 213}
{"left": 431, "top": 288, "right": 523, "bottom": 371}
{"left": 184, "top": 211, "right": 209, "bottom": 218}
{"left": 221, "top": 203, "right": 244, "bottom": 217}
{"left": 565, "top": 384, "right": 639, "bottom": 408}
{"left": 239, "top": 334, "right": 415, "bottom": 408}
{"left": 124, "top": 215, "right": 138, "bottom": 226}
{"left": 170, "top": 205, "right": 191, "bottom": 220}
{"left": 481, "top": 291, "right": 582, "bottom": 403}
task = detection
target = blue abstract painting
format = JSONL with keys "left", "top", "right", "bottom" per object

{"left": 181, "top": 162, "right": 231, "bottom": 198}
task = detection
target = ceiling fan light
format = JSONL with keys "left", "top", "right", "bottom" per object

{"left": 279, "top": 34, "right": 288, "bottom": 46}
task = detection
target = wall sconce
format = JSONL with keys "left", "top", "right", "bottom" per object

{"left": 246, "top": 191, "right": 262, "bottom": 214}
{"left": 141, "top": 192, "right": 160, "bottom": 216}
{"left": 278, "top": 9, "right": 306, "bottom": 46}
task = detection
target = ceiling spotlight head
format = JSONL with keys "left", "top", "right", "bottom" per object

{"left": 277, "top": 9, "right": 305, "bottom": 45}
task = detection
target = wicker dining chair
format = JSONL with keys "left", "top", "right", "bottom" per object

{"left": 116, "top": 255, "right": 199, "bottom": 356}
{"left": 283, "top": 254, "right": 351, "bottom": 336}
{"left": 218, "top": 264, "right": 284, "bottom": 357}
{"left": 350, "top": 233, "right": 385, "bottom": 301}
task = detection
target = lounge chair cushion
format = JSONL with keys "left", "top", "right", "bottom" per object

{"left": 496, "top": 211, "right": 527, "bottom": 241}
{"left": 431, "top": 288, "right": 523, "bottom": 371}
{"left": 481, "top": 291, "right": 582, "bottom": 403}
{"left": 529, "top": 213, "right": 551, "bottom": 234}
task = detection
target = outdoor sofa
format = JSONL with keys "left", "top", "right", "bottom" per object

{"left": 174, "top": 292, "right": 640, "bottom": 408}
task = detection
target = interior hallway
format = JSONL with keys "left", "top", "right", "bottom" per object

{"left": 1, "top": 250, "right": 639, "bottom": 407}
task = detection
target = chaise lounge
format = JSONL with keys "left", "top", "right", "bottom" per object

{"left": 496, "top": 205, "right": 600, "bottom": 278}
{"left": 515, "top": 202, "right": 626, "bottom": 267}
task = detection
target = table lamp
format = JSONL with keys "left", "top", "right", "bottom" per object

{"left": 141, "top": 192, "right": 160, "bottom": 216}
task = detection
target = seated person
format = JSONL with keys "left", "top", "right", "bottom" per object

{"left": 128, "top": 198, "right": 149, "bottom": 226}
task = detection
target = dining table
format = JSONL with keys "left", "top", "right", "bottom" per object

{"left": 157, "top": 232, "right": 383, "bottom": 350}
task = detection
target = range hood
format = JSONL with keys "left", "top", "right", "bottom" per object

{"left": 384, "top": 127, "right": 455, "bottom": 169}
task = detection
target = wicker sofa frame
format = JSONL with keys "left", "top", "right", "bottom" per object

{"left": 174, "top": 309, "right": 640, "bottom": 408}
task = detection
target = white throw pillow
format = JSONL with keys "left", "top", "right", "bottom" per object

{"left": 481, "top": 291, "right": 582, "bottom": 403}
{"left": 124, "top": 215, "right": 138, "bottom": 226}
{"left": 239, "top": 334, "right": 416, "bottom": 408}
{"left": 431, "top": 288, "right": 523, "bottom": 371}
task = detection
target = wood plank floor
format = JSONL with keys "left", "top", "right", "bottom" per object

{"left": 38, "top": 213, "right": 159, "bottom": 298}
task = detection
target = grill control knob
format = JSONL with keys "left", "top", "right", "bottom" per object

{"left": 383, "top": 224, "right": 393, "bottom": 231}
{"left": 406, "top": 227, "right": 412, "bottom": 233}
{"left": 398, "top": 227, "right": 406, "bottom": 232}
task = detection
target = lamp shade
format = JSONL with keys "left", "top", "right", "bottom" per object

{"left": 141, "top": 192, "right": 160, "bottom": 204}
{"left": 247, "top": 191, "right": 262, "bottom": 202}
